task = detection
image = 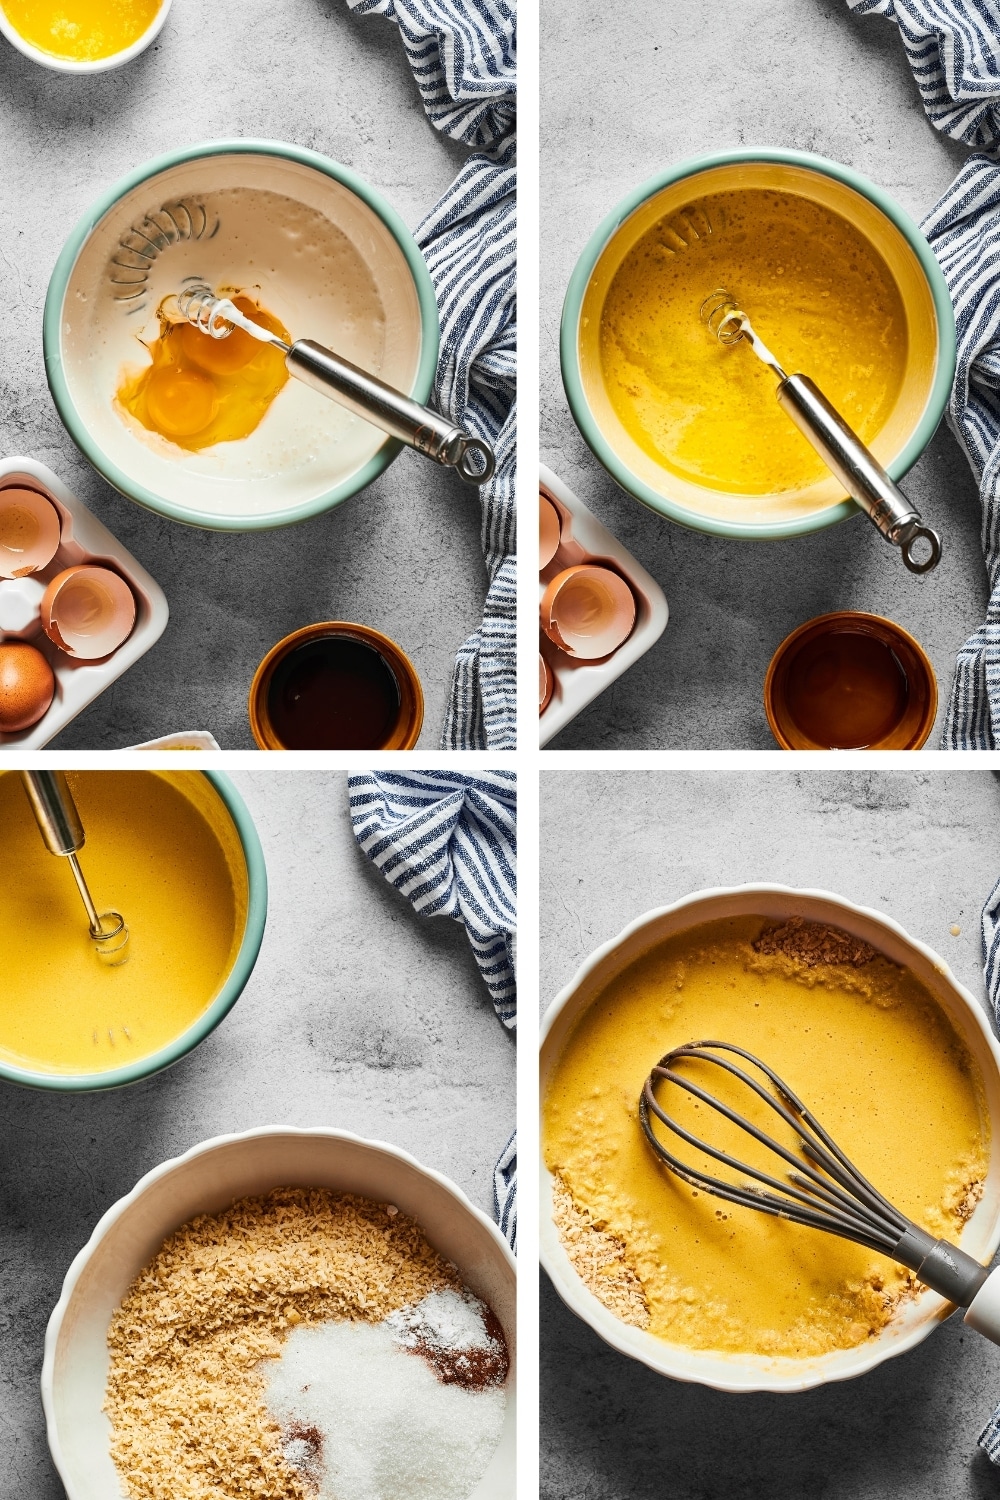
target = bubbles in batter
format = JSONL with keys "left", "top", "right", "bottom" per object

{"left": 600, "top": 188, "right": 909, "bottom": 495}
{"left": 116, "top": 295, "right": 291, "bottom": 451}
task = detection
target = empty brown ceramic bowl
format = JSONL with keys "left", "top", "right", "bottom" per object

{"left": 764, "top": 611, "right": 937, "bottom": 750}
{"left": 249, "top": 622, "right": 424, "bottom": 750}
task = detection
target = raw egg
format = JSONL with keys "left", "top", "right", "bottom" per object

{"left": 117, "top": 295, "right": 290, "bottom": 451}
{"left": 0, "top": 488, "right": 61, "bottom": 579}
{"left": 541, "top": 564, "right": 636, "bottom": 660}
{"left": 0, "top": 641, "right": 55, "bottom": 731}
{"left": 540, "top": 491, "right": 561, "bottom": 569}
{"left": 41, "top": 565, "right": 136, "bottom": 659}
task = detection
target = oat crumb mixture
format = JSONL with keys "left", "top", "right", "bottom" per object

{"left": 751, "top": 917, "right": 879, "bottom": 968}
{"left": 104, "top": 1187, "right": 461, "bottom": 1500}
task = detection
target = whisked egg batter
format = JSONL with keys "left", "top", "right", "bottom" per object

{"left": 600, "top": 188, "right": 908, "bottom": 495}
{"left": 543, "top": 915, "right": 989, "bottom": 1358}
{"left": 116, "top": 295, "right": 290, "bottom": 450}
{"left": 0, "top": 770, "right": 246, "bottom": 1074}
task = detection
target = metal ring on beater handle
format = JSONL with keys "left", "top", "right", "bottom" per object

{"left": 898, "top": 524, "right": 942, "bottom": 575}
{"left": 456, "top": 438, "right": 496, "bottom": 485}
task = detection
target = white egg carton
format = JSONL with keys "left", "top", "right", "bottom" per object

{"left": 0, "top": 456, "right": 168, "bottom": 749}
{"left": 539, "top": 463, "right": 669, "bottom": 746}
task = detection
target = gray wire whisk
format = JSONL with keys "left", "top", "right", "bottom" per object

{"left": 639, "top": 1040, "right": 1000, "bottom": 1343}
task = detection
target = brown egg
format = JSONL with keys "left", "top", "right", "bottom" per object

{"left": 0, "top": 641, "right": 55, "bottom": 731}
{"left": 540, "top": 564, "right": 636, "bottom": 659}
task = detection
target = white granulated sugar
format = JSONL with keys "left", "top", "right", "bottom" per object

{"left": 386, "top": 1288, "right": 495, "bottom": 1353}
{"left": 265, "top": 1319, "right": 506, "bottom": 1500}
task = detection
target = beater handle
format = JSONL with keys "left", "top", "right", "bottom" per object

{"left": 776, "top": 374, "right": 942, "bottom": 575}
{"left": 285, "top": 340, "right": 496, "bottom": 485}
{"left": 20, "top": 770, "right": 85, "bottom": 857}
{"left": 964, "top": 1266, "right": 1000, "bottom": 1345}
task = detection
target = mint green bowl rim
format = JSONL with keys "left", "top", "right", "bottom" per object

{"left": 560, "top": 146, "right": 957, "bottom": 541}
{"left": 0, "top": 770, "right": 268, "bottom": 1093}
{"left": 43, "top": 138, "right": 441, "bottom": 533}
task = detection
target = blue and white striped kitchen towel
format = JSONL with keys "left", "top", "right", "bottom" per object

{"left": 849, "top": 0, "right": 1000, "bottom": 745}
{"left": 348, "top": 770, "right": 516, "bottom": 1249}
{"left": 346, "top": 0, "right": 516, "bottom": 750}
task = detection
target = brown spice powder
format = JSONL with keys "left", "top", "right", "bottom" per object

{"left": 753, "top": 917, "right": 880, "bottom": 968}
{"left": 550, "top": 1173, "right": 650, "bottom": 1329}
{"left": 104, "top": 1187, "right": 461, "bottom": 1500}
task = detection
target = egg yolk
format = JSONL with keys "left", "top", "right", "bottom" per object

{"left": 117, "top": 296, "right": 291, "bottom": 452}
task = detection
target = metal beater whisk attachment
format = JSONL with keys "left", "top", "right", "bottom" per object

{"left": 20, "top": 772, "right": 129, "bottom": 965}
{"left": 698, "top": 288, "right": 941, "bottom": 573}
{"left": 162, "top": 283, "right": 496, "bottom": 485}
{"left": 639, "top": 1041, "right": 989, "bottom": 1309}
{"left": 700, "top": 289, "right": 748, "bottom": 347}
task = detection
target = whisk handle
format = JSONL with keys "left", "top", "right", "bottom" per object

{"left": 776, "top": 374, "right": 941, "bottom": 574}
{"left": 965, "top": 1267, "right": 1000, "bottom": 1345}
{"left": 285, "top": 340, "right": 496, "bottom": 485}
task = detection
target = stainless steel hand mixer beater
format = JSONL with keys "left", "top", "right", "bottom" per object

{"left": 701, "top": 290, "right": 942, "bottom": 575}
{"left": 640, "top": 1040, "right": 1000, "bottom": 1344}
{"left": 20, "top": 772, "right": 129, "bottom": 963}
{"left": 163, "top": 283, "right": 495, "bottom": 485}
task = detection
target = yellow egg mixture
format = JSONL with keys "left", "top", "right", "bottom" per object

{"left": 0, "top": 771, "right": 246, "bottom": 1073}
{"left": 599, "top": 189, "right": 908, "bottom": 495}
{"left": 0, "top": 0, "right": 160, "bottom": 60}
{"left": 117, "top": 296, "right": 290, "bottom": 451}
{"left": 543, "top": 916, "right": 988, "bottom": 1359}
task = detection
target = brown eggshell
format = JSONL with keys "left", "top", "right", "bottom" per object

{"left": 40, "top": 565, "right": 136, "bottom": 660}
{"left": 540, "top": 564, "right": 636, "bottom": 660}
{"left": 539, "top": 652, "right": 553, "bottom": 715}
{"left": 539, "top": 492, "right": 561, "bottom": 570}
{"left": 0, "top": 641, "right": 55, "bottom": 731}
{"left": 0, "top": 487, "right": 61, "bottom": 579}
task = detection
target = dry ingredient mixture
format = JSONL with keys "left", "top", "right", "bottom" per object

{"left": 543, "top": 916, "right": 988, "bottom": 1358}
{"left": 105, "top": 1188, "right": 508, "bottom": 1500}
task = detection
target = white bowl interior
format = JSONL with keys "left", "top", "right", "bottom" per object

{"left": 46, "top": 1131, "right": 515, "bottom": 1497}
{"left": 540, "top": 886, "right": 1000, "bottom": 1392}
{"left": 577, "top": 162, "right": 940, "bottom": 527}
{"left": 58, "top": 153, "right": 425, "bottom": 520}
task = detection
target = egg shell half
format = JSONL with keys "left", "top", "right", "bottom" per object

{"left": 41, "top": 565, "right": 137, "bottom": 660}
{"left": 0, "top": 488, "right": 61, "bottom": 579}
{"left": 540, "top": 563, "right": 637, "bottom": 660}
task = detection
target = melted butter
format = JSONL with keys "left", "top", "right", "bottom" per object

{"left": 117, "top": 296, "right": 290, "bottom": 452}
{"left": 543, "top": 915, "right": 988, "bottom": 1358}
{"left": 0, "top": 0, "right": 160, "bottom": 59}
{"left": 0, "top": 771, "right": 246, "bottom": 1074}
{"left": 599, "top": 189, "right": 908, "bottom": 495}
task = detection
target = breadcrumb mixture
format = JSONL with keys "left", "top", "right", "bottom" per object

{"left": 550, "top": 1173, "right": 650, "bottom": 1328}
{"left": 752, "top": 917, "right": 880, "bottom": 968}
{"left": 104, "top": 1188, "right": 461, "bottom": 1500}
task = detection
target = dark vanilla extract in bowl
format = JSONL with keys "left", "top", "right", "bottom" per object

{"left": 249, "top": 623, "right": 424, "bottom": 750}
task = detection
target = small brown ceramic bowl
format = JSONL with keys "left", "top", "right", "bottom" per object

{"left": 249, "top": 622, "right": 424, "bottom": 751}
{"left": 764, "top": 611, "right": 937, "bottom": 750}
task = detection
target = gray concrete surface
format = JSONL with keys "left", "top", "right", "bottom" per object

{"left": 0, "top": 770, "right": 515, "bottom": 1497}
{"left": 540, "top": 768, "right": 1000, "bottom": 1499}
{"left": 0, "top": 0, "right": 485, "bottom": 748}
{"left": 541, "top": 0, "right": 990, "bottom": 749}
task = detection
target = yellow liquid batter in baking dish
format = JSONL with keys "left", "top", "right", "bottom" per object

{"left": 543, "top": 915, "right": 988, "bottom": 1358}
{"left": 599, "top": 188, "right": 908, "bottom": 496}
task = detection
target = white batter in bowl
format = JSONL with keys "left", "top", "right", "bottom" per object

{"left": 44, "top": 141, "right": 439, "bottom": 530}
